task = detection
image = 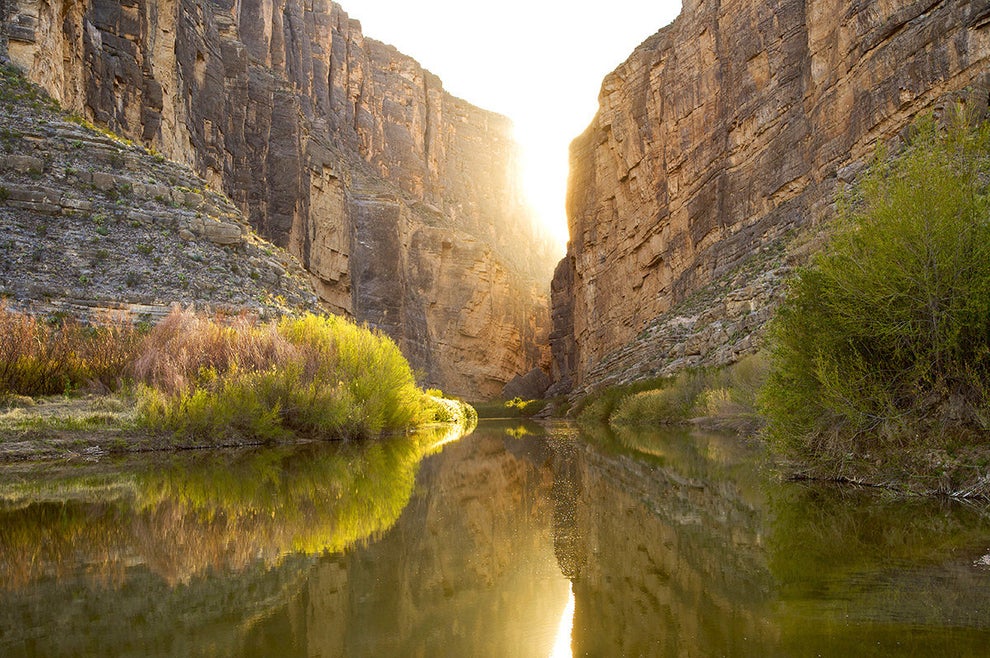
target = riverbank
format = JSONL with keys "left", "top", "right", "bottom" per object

{"left": 0, "top": 305, "right": 477, "bottom": 461}
{"left": 0, "top": 393, "right": 476, "bottom": 463}
{"left": 564, "top": 354, "right": 990, "bottom": 499}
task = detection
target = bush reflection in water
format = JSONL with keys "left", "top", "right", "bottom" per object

{"left": 0, "top": 423, "right": 464, "bottom": 590}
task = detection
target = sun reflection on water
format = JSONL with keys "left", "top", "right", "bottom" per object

{"left": 549, "top": 582, "right": 575, "bottom": 658}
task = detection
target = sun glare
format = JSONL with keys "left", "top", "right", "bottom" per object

{"left": 549, "top": 583, "right": 576, "bottom": 658}
{"left": 349, "top": 0, "right": 684, "bottom": 259}
{"left": 518, "top": 123, "right": 571, "bottom": 251}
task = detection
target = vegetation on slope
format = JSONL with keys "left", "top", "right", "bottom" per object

{"left": 575, "top": 354, "right": 768, "bottom": 433}
{"left": 574, "top": 106, "right": 990, "bottom": 496}
{"left": 0, "top": 63, "right": 318, "bottom": 316}
{"left": 760, "top": 108, "right": 990, "bottom": 481}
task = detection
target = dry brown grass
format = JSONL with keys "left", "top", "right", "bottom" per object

{"left": 0, "top": 303, "right": 142, "bottom": 396}
{"left": 129, "top": 308, "right": 296, "bottom": 394}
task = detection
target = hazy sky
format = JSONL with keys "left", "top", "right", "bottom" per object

{"left": 348, "top": 1, "right": 684, "bottom": 248}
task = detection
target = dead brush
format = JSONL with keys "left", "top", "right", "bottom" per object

{"left": 79, "top": 309, "right": 142, "bottom": 392}
{"left": 129, "top": 308, "right": 298, "bottom": 394}
{"left": 0, "top": 303, "right": 79, "bottom": 395}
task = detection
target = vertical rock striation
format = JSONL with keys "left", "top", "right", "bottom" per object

{"left": 2, "top": 0, "right": 556, "bottom": 399}
{"left": 553, "top": 0, "right": 990, "bottom": 392}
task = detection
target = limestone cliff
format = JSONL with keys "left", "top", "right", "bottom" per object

{"left": 0, "top": 63, "right": 319, "bottom": 320}
{"left": 552, "top": 0, "right": 990, "bottom": 393}
{"left": 2, "top": 0, "right": 555, "bottom": 399}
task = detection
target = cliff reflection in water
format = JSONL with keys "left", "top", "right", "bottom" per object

{"left": 550, "top": 423, "right": 775, "bottom": 656}
{"left": 0, "top": 421, "right": 574, "bottom": 657}
{"left": 3, "top": 420, "right": 990, "bottom": 656}
{"left": 554, "top": 423, "right": 990, "bottom": 656}
{"left": 263, "top": 421, "right": 569, "bottom": 657}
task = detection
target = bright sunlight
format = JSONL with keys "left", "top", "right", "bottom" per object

{"left": 349, "top": 0, "right": 684, "bottom": 249}
{"left": 549, "top": 583, "right": 576, "bottom": 657}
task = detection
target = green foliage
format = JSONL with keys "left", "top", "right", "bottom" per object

{"left": 0, "top": 305, "right": 456, "bottom": 443}
{"left": 473, "top": 396, "right": 551, "bottom": 419}
{"left": 422, "top": 392, "right": 478, "bottom": 431}
{"left": 505, "top": 397, "right": 548, "bottom": 416}
{"left": 0, "top": 64, "right": 58, "bottom": 110}
{"left": 574, "top": 377, "right": 669, "bottom": 425}
{"left": 587, "top": 355, "right": 769, "bottom": 431}
{"left": 0, "top": 429, "right": 456, "bottom": 588}
{"left": 134, "top": 309, "right": 430, "bottom": 442}
{"left": 761, "top": 108, "right": 990, "bottom": 459}
{"left": 610, "top": 386, "right": 694, "bottom": 427}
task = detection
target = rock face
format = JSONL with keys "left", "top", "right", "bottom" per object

{"left": 552, "top": 0, "right": 990, "bottom": 392}
{"left": 0, "top": 64, "right": 319, "bottom": 321}
{"left": 2, "top": 0, "right": 555, "bottom": 399}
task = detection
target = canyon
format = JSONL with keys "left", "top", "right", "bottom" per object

{"left": 551, "top": 0, "right": 990, "bottom": 395}
{"left": 1, "top": 0, "right": 556, "bottom": 400}
{"left": 4, "top": 0, "right": 990, "bottom": 401}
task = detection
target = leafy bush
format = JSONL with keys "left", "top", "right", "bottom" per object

{"left": 760, "top": 108, "right": 990, "bottom": 459}
{"left": 0, "top": 303, "right": 467, "bottom": 442}
{"left": 609, "top": 368, "right": 717, "bottom": 426}
{"left": 423, "top": 392, "right": 478, "bottom": 430}
{"left": 610, "top": 388, "right": 692, "bottom": 426}
{"left": 574, "top": 377, "right": 669, "bottom": 425}
{"left": 578, "top": 354, "right": 768, "bottom": 430}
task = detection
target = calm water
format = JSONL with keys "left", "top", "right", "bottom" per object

{"left": 1, "top": 420, "right": 990, "bottom": 656}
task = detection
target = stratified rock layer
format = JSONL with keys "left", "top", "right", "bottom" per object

{"left": 553, "top": 0, "right": 990, "bottom": 392}
{"left": 0, "top": 64, "right": 319, "bottom": 320}
{"left": 2, "top": 0, "right": 555, "bottom": 399}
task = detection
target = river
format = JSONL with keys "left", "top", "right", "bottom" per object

{"left": 1, "top": 420, "right": 989, "bottom": 656}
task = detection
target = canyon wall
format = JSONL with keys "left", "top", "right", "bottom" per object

{"left": 2, "top": 0, "right": 556, "bottom": 399}
{"left": 552, "top": 0, "right": 990, "bottom": 393}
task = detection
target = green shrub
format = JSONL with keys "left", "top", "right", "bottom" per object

{"left": 760, "top": 107, "right": 990, "bottom": 459}
{"left": 134, "top": 309, "right": 430, "bottom": 441}
{"left": 595, "top": 355, "right": 769, "bottom": 430}
{"left": 610, "top": 388, "right": 691, "bottom": 426}
{"left": 574, "top": 377, "right": 669, "bottom": 425}
{"left": 422, "top": 392, "right": 478, "bottom": 430}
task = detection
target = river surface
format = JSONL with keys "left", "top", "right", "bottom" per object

{"left": 1, "top": 420, "right": 990, "bottom": 656}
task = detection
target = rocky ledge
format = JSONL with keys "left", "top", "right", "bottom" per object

{"left": 0, "top": 64, "right": 320, "bottom": 320}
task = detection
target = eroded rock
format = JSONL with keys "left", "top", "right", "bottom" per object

{"left": 3, "top": 0, "right": 557, "bottom": 398}
{"left": 553, "top": 0, "right": 990, "bottom": 392}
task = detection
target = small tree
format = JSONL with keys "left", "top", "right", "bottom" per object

{"left": 761, "top": 106, "right": 990, "bottom": 461}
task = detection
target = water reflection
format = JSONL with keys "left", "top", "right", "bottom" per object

{"left": 0, "top": 421, "right": 574, "bottom": 657}
{"left": 552, "top": 423, "right": 774, "bottom": 657}
{"left": 557, "top": 422, "right": 990, "bottom": 656}
{"left": 263, "top": 422, "right": 570, "bottom": 657}
{"left": 0, "top": 424, "right": 462, "bottom": 591}
{"left": 2, "top": 420, "right": 990, "bottom": 656}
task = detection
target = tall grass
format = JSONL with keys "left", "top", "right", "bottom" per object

{"left": 133, "top": 310, "right": 431, "bottom": 441}
{"left": 0, "top": 304, "right": 456, "bottom": 443}
{"left": 607, "top": 355, "right": 768, "bottom": 432}
{"left": 0, "top": 303, "right": 139, "bottom": 396}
